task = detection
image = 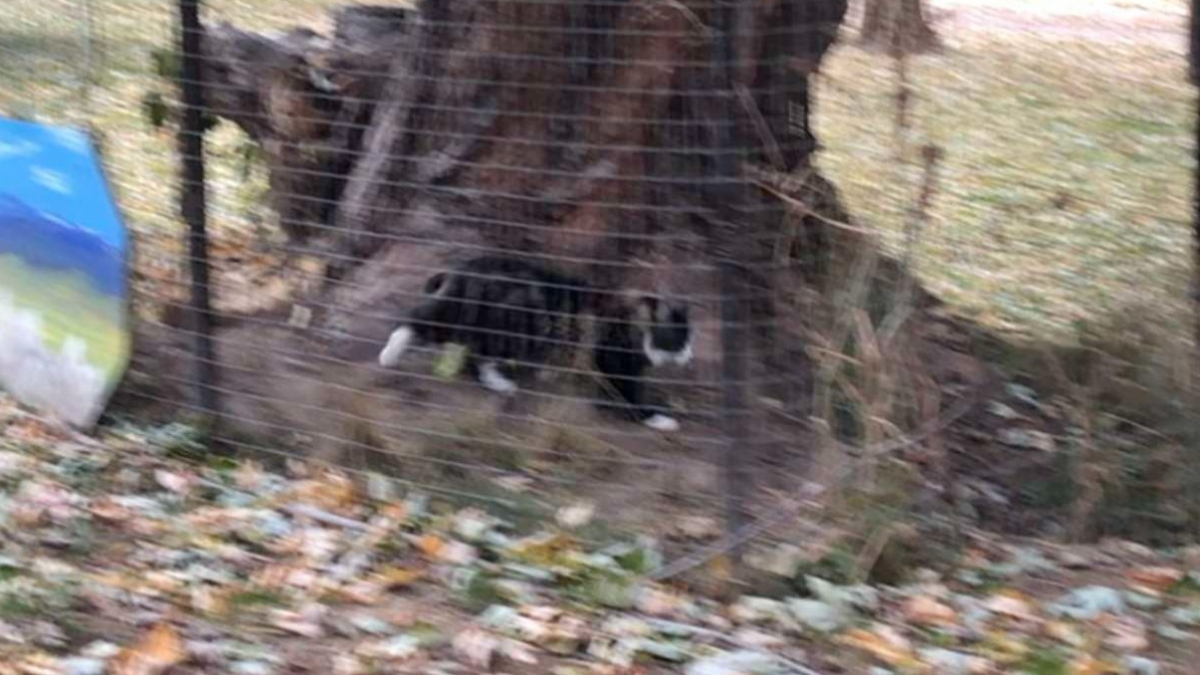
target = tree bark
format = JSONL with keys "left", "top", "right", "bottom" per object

{"left": 860, "top": 0, "right": 940, "bottom": 55}
{"left": 170, "top": 0, "right": 877, "bottom": 471}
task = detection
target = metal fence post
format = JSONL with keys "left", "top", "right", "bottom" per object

{"left": 178, "top": 0, "right": 218, "bottom": 418}
{"left": 711, "top": 0, "right": 755, "bottom": 564}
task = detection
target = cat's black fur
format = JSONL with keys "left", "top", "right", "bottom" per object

{"left": 378, "top": 256, "right": 692, "bottom": 430}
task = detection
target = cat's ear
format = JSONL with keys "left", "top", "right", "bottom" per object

{"left": 671, "top": 303, "right": 690, "bottom": 324}
{"left": 635, "top": 296, "right": 656, "bottom": 325}
{"left": 654, "top": 298, "right": 671, "bottom": 324}
{"left": 424, "top": 272, "right": 451, "bottom": 297}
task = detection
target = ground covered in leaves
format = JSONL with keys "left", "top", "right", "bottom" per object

{"left": 1, "top": 398, "right": 1199, "bottom": 675}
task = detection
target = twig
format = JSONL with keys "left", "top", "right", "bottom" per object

{"left": 736, "top": 85, "right": 787, "bottom": 171}
{"left": 282, "top": 502, "right": 372, "bottom": 531}
{"left": 754, "top": 179, "right": 879, "bottom": 236}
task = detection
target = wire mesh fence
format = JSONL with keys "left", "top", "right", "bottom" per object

{"left": 3, "top": 0, "right": 1199, "bottom": 579}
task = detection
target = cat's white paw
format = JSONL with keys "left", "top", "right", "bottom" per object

{"left": 673, "top": 342, "right": 693, "bottom": 366}
{"left": 479, "top": 362, "right": 518, "bottom": 395}
{"left": 643, "top": 414, "right": 680, "bottom": 432}
{"left": 379, "top": 326, "right": 413, "bottom": 367}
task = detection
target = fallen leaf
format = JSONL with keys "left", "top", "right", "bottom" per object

{"left": 270, "top": 604, "right": 326, "bottom": 638}
{"left": 1069, "top": 655, "right": 1121, "bottom": 675}
{"left": 902, "top": 595, "right": 957, "bottom": 627}
{"left": 452, "top": 627, "right": 498, "bottom": 669}
{"left": 499, "top": 639, "right": 539, "bottom": 665}
{"left": 417, "top": 535, "right": 446, "bottom": 559}
{"left": 1123, "top": 656, "right": 1162, "bottom": 675}
{"left": 153, "top": 469, "right": 194, "bottom": 495}
{"left": 376, "top": 502, "right": 408, "bottom": 524}
{"left": 1044, "top": 621, "right": 1086, "bottom": 647}
{"left": 356, "top": 634, "right": 421, "bottom": 662}
{"left": 998, "top": 428, "right": 1056, "bottom": 452}
{"left": 438, "top": 540, "right": 479, "bottom": 566}
{"left": 684, "top": 650, "right": 782, "bottom": 675}
{"left": 331, "top": 655, "right": 363, "bottom": 675}
{"left": 635, "top": 587, "right": 683, "bottom": 617}
{"left": 289, "top": 472, "right": 355, "bottom": 511}
{"left": 1104, "top": 615, "right": 1149, "bottom": 652}
{"left": 492, "top": 474, "right": 534, "bottom": 493}
{"left": 984, "top": 592, "right": 1039, "bottom": 623}
{"left": 16, "top": 654, "right": 62, "bottom": 675}
{"left": 1048, "top": 586, "right": 1125, "bottom": 620}
{"left": 1125, "top": 566, "right": 1184, "bottom": 595}
{"left": 556, "top": 502, "right": 596, "bottom": 529}
{"left": 375, "top": 566, "right": 424, "bottom": 590}
{"left": 234, "top": 462, "right": 266, "bottom": 491}
{"left": 336, "top": 580, "right": 385, "bottom": 605}
{"left": 837, "top": 627, "right": 919, "bottom": 669}
{"left": 109, "top": 623, "right": 185, "bottom": 675}
{"left": 89, "top": 498, "right": 131, "bottom": 522}
{"left": 788, "top": 598, "right": 847, "bottom": 633}
{"left": 919, "top": 647, "right": 992, "bottom": 674}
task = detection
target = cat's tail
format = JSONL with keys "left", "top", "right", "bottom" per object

{"left": 379, "top": 325, "right": 415, "bottom": 367}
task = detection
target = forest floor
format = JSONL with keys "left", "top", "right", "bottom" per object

{"left": 2, "top": 397, "right": 1200, "bottom": 675}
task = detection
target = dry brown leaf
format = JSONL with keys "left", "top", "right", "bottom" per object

{"left": 1103, "top": 615, "right": 1149, "bottom": 652}
{"left": 522, "top": 605, "right": 564, "bottom": 622}
{"left": 143, "top": 572, "right": 183, "bottom": 595}
{"left": 89, "top": 498, "right": 132, "bottom": 522}
{"left": 337, "top": 580, "right": 385, "bottom": 606}
{"left": 500, "top": 639, "right": 539, "bottom": 666}
{"left": 153, "top": 469, "right": 194, "bottom": 495}
{"left": 4, "top": 418, "right": 61, "bottom": 444}
{"left": 16, "top": 653, "right": 61, "bottom": 675}
{"left": 416, "top": 534, "right": 446, "bottom": 559}
{"left": 234, "top": 461, "right": 266, "bottom": 491}
{"left": 981, "top": 630, "right": 1030, "bottom": 664}
{"left": 375, "top": 566, "right": 425, "bottom": 590}
{"left": 984, "top": 591, "right": 1040, "bottom": 623}
{"left": 1125, "top": 566, "right": 1183, "bottom": 595}
{"left": 1044, "top": 620, "right": 1086, "bottom": 647}
{"left": 289, "top": 471, "right": 356, "bottom": 511}
{"left": 438, "top": 540, "right": 479, "bottom": 565}
{"left": 673, "top": 516, "right": 720, "bottom": 540}
{"left": 635, "top": 587, "right": 683, "bottom": 617}
{"left": 190, "top": 586, "right": 228, "bottom": 616}
{"left": 837, "top": 627, "right": 919, "bottom": 669}
{"left": 376, "top": 502, "right": 409, "bottom": 524}
{"left": 253, "top": 564, "right": 319, "bottom": 591}
{"left": 452, "top": 627, "right": 498, "bottom": 670}
{"left": 1069, "top": 655, "right": 1121, "bottom": 675}
{"left": 555, "top": 501, "right": 596, "bottom": 529}
{"left": 270, "top": 604, "right": 326, "bottom": 638}
{"left": 109, "top": 623, "right": 185, "bottom": 675}
{"left": 903, "top": 595, "right": 957, "bottom": 627}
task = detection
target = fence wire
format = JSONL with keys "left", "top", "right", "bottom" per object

{"left": 3, "top": 0, "right": 1199, "bottom": 579}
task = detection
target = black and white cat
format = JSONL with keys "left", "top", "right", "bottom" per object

{"left": 378, "top": 256, "right": 692, "bottom": 431}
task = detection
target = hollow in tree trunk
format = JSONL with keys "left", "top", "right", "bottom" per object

{"left": 860, "top": 0, "right": 940, "bottom": 55}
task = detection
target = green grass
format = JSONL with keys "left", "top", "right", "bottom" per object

{"left": 815, "top": 32, "right": 1194, "bottom": 339}
{"left": 0, "top": 254, "right": 128, "bottom": 380}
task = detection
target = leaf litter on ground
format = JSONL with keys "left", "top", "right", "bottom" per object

{"left": 0, "top": 403, "right": 1199, "bottom": 674}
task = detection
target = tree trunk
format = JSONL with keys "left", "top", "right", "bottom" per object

{"left": 860, "top": 0, "right": 940, "bottom": 55}
{"left": 150, "top": 0, "right": 927, "bottom": 477}
{"left": 195, "top": 0, "right": 849, "bottom": 357}
{"left": 116, "top": 0, "right": 1000, "bottom": 533}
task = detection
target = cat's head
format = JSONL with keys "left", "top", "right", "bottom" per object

{"left": 636, "top": 296, "right": 692, "bottom": 367}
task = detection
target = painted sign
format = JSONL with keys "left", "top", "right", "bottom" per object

{"left": 0, "top": 117, "right": 130, "bottom": 429}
